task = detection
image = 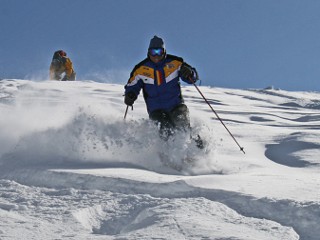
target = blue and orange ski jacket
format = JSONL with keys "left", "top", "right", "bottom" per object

{"left": 125, "top": 54, "right": 198, "bottom": 114}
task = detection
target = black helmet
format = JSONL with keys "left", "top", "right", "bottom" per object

{"left": 148, "top": 35, "right": 165, "bottom": 50}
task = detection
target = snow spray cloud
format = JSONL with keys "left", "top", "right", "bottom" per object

{"left": 0, "top": 79, "right": 224, "bottom": 175}
{"left": 0, "top": 108, "right": 219, "bottom": 175}
{"left": 25, "top": 69, "right": 50, "bottom": 81}
{"left": 82, "top": 69, "right": 129, "bottom": 84}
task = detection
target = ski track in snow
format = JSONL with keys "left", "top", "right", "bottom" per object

{"left": 0, "top": 79, "right": 319, "bottom": 239}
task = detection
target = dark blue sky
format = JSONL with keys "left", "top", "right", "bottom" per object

{"left": 1, "top": 0, "right": 320, "bottom": 91}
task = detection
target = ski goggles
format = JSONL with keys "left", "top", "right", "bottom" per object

{"left": 149, "top": 48, "right": 164, "bottom": 57}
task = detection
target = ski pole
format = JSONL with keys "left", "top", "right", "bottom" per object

{"left": 189, "top": 76, "right": 245, "bottom": 154}
{"left": 124, "top": 105, "right": 134, "bottom": 120}
{"left": 124, "top": 105, "right": 129, "bottom": 120}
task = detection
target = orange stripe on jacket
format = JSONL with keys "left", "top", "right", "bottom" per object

{"left": 156, "top": 70, "right": 164, "bottom": 86}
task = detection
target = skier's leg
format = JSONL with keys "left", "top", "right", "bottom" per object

{"left": 52, "top": 73, "right": 61, "bottom": 80}
{"left": 149, "top": 109, "right": 174, "bottom": 140}
{"left": 170, "top": 104, "right": 204, "bottom": 149}
{"left": 70, "top": 72, "right": 76, "bottom": 81}
{"left": 170, "top": 104, "right": 191, "bottom": 132}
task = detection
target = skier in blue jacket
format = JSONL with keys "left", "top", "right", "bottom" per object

{"left": 124, "top": 36, "right": 201, "bottom": 144}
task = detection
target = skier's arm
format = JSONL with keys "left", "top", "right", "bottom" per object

{"left": 49, "top": 64, "right": 56, "bottom": 80}
{"left": 124, "top": 68, "right": 144, "bottom": 97}
{"left": 49, "top": 68, "right": 54, "bottom": 80}
{"left": 64, "top": 58, "right": 74, "bottom": 80}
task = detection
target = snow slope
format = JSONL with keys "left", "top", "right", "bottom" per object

{"left": 0, "top": 79, "right": 319, "bottom": 239}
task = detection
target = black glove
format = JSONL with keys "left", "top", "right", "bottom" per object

{"left": 180, "top": 63, "right": 193, "bottom": 79}
{"left": 124, "top": 92, "right": 137, "bottom": 106}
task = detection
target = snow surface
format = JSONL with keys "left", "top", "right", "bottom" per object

{"left": 0, "top": 79, "right": 319, "bottom": 240}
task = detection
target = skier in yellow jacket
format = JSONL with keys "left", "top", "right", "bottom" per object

{"left": 49, "top": 50, "right": 76, "bottom": 81}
